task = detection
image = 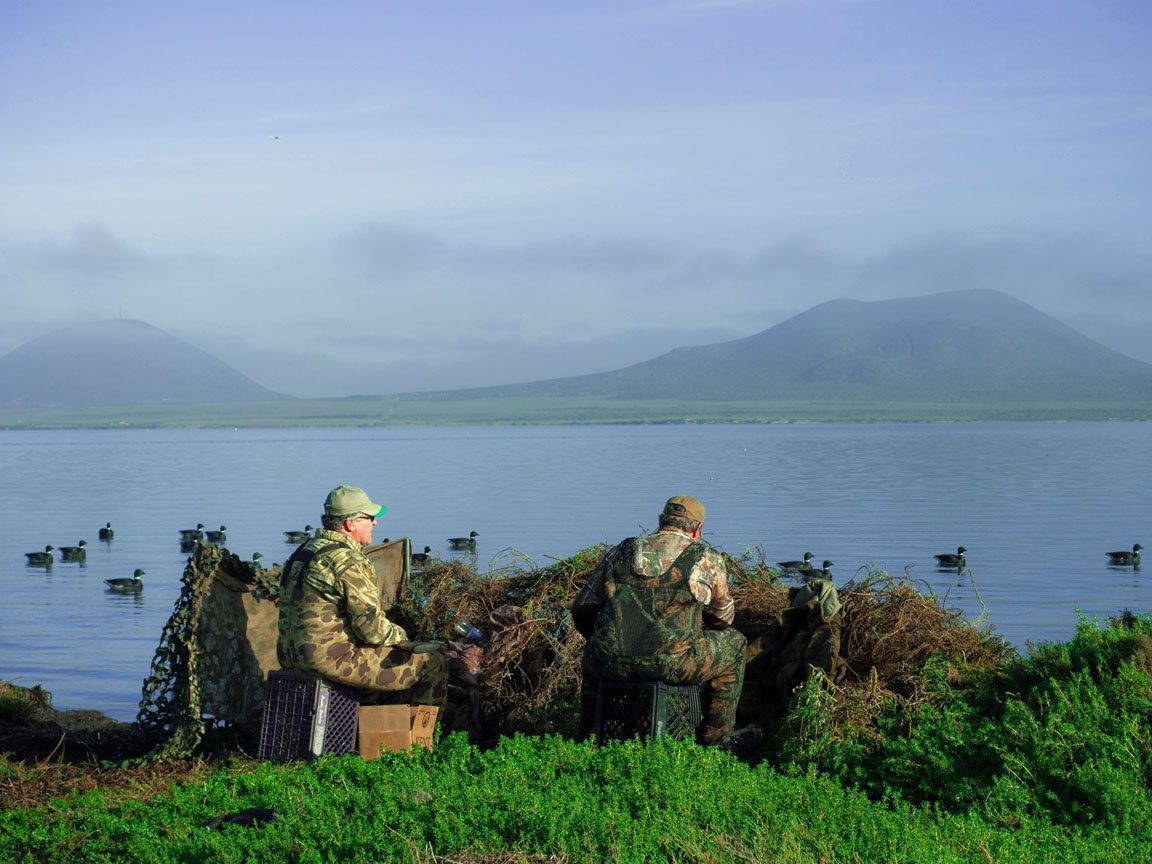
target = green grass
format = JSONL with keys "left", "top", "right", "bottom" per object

{"left": 5, "top": 615, "right": 1152, "bottom": 862}
{"left": 2, "top": 395, "right": 1151, "bottom": 429}
{"left": 1, "top": 734, "right": 1144, "bottom": 864}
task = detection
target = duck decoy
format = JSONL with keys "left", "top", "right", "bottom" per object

{"left": 804, "top": 560, "right": 835, "bottom": 579}
{"left": 284, "top": 525, "right": 313, "bottom": 543}
{"left": 1106, "top": 544, "right": 1142, "bottom": 565}
{"left": 180, "top": 523, "right": 205, "bottom": 542}
{"left": 106, "top": 569, "right": 145, "bottom": 592}
{"left": 934, "top": 546, "right": 967, "bottom": 567}
{"left": 98, "top": 522, "right": 114, "bottom": 541}
{"left": 25, "top": 545, "right": 54, "bottom": 566}
{"left": 777, "top": 552, "right": 814, "bottom": 571}
{"left": 411, "top": 545, "right": 432, "bottom": 567}
{"left": 447, "top": 531, "right": 479, "bottom": 549}
{"left": 204, "top": 525, "right": 227, "bottom": 544}
{"left": 60, "top": 540, "right": 87, "bottom": 562}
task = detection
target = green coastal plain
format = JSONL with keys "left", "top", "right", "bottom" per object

{"left": 2, "top": 395, "right": 1151, "bottom": 429}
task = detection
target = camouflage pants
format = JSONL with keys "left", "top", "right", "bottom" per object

{"left": 579, "top": 627, "right": 746, "bottom": 744}
{"left": 288, "top": 641, "right": 448, "bottom": 708}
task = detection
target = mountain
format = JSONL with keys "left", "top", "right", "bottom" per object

{"left": 417, "top": 290, "right": 1152, "bottom": 403}
{"left": 0, "top": 319, "right": 286, "bottom": 407}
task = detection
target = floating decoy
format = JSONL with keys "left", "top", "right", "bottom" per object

{"left": 180, "top": 523, "right": 205, "bottom": 542}
{"left": 411, "top": 545, "right": 432, "bottom": 567}
{"left": 106, "top": 569, "right": 145, "bottom": 592}
{"left": 98, "top": 522, "right": 114, "bottom": 541}
{"left": 60, "top": 540, "right": 87, "bottom": 561}
{"left": 284, "top": 525, "right": 313, "bottom": 543}
{"left": 934, "top": 546, "right": 967, "bottom": 567}
{"left": 204, "top": 525, "right": 227, "bottom": 544}
{"left": 1106, "top": 544, "right": 1142, "bottom": 565}
{"left": 777, "top": 552, "right": 814, "bottom": 571}
{"left": 25, "top": 545, "right": 54, "bottom": 566}
{"left": 448, "top": 531, "right": 479, "bottom": 549}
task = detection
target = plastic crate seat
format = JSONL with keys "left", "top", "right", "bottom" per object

{"left": 594, "top": 680, "right": 702, "bottom": 744}
{"left": 258, "top": 670, "right": 359, "bottom": 760}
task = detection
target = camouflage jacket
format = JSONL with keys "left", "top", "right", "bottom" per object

{"left": 277, "top": 530, "right": 408, "bottom": 668}
{"left": 571, "top": 528, "right": 735, "bottom": 648}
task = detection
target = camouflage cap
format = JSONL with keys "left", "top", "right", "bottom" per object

{"left": 662, "top": 495, "right": 704, "bottom": 524}
{"left": 324, "top": 485, "right": 386, "bottom": 519}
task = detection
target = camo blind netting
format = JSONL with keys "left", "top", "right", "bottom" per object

{"left": 137, "top": 539, "right": 410, "bottom": 759}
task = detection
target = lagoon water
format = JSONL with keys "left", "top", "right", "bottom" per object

{"left": 1, "top": 422, "right": 1148, "bottom": 722}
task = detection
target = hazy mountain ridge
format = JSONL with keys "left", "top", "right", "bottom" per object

{"left": 0, "top": 319, "right": 286, "bottom": 407}
{"left": 412, "top": 290, "right": 1152, "bottom": 403}
{"left": 3, "top": 291, "right": 1150, "bottom": 414}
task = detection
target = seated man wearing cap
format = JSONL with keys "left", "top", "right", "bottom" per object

{"left": 277, "top": 485, "right": 446, "bottom": 708}
{"left": 570, "top": 495, "right": 746, "bottom": 746}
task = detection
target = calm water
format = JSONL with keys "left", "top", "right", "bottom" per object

{"left": 1, "top": 423, "right": 1148, "bottom": 722}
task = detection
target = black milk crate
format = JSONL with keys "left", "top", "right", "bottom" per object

{"left": 258, "top": 670, "right": 359, "bottom": 760}
{"left": 595, "top": 680, "right": 702, "bottom": 744}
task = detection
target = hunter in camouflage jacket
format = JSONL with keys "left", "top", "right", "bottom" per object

{"left": 571, "top": 518, "right": 746, "bottom": 744}
{"left": 277, "top": 529, "right": 446, "bottom": 706}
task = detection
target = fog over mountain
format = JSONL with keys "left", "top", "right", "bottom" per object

{"left": 414, "top": 290, "right": 1152, "bottom": 403}
{"left": 0, "top": 319, "right": 285, "bottom": 407}
{"left": 2, "top": 291, "right": 1149, "bottom": 412}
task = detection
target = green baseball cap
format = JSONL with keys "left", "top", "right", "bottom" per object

{"left": 324, "top": 485, "right": 386, "bottom": 519}
{"left": 663, "top": 495, "right": 704, "bottom": 523}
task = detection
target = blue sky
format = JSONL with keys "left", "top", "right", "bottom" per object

{"left": 2, "top": 0, "right": 1150, "bottom": 396}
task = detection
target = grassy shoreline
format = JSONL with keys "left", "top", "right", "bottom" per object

{"left": 1, "top": 395, "right": 1151, "bottom": 429}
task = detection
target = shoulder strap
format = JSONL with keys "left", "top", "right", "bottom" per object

{"left": 666, "top": 540, "right": 707, "bottom": 580}
{"left": 280, "top": 540, "right": 342, "bottom": 590}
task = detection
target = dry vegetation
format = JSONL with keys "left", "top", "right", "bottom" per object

{"left": 393, "top": 545, "right": 1011, "bottom": 741}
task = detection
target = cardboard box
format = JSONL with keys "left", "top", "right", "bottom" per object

{"left": 357, "top": 705, "right": 439, "bottom": 760}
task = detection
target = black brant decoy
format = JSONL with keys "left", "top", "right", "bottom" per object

{"left": 98, "top": 522, "right": 114, "bottom": 541}
{"left": 777, "top": 552, "right": 814, "bottom": 571}
{"left": 25, "top": 545, "right": 54, "bottom": 566}
{"left": 284, "top": 525, "right": 313, "bottom": 543}
{"left": 411, "top": 545, "right": 432, "bottom": 567}
{"left": 447, "top": 531, "right": 479, "bottom": 549}
{"left": 180, "top": 523, "right": 205, "bottom": 542}
{"left": 205, "top": 525, "right": 227, "bottom": 544}
{"left": 934, "top": 546, "right": 967, "bottom": 567}
{"left": 805, "top": 560, "right": 835, "bottom": 579}
{"left": 1106, "top": 544, "right": 1142, "bottom": 565}
{"left": 106, "top": 569, "right": 145, "bottom": 592}
{"left": 60, "top": 540, "right": 87, "bottom": 562}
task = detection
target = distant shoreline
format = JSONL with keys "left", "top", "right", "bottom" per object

{"left": 2, "top": 395, "right": 1151, "bottom": 429}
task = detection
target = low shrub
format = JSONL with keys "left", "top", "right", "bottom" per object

{"left": 773, "top": 613, "right": 1152, "bottom": 830}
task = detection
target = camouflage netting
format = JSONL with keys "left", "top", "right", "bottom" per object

{"left": 138, "top": 544, "right": 281, "bottom": 759}
{"left": 138, "top": 540, "right": 1011, "bottom": 758}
